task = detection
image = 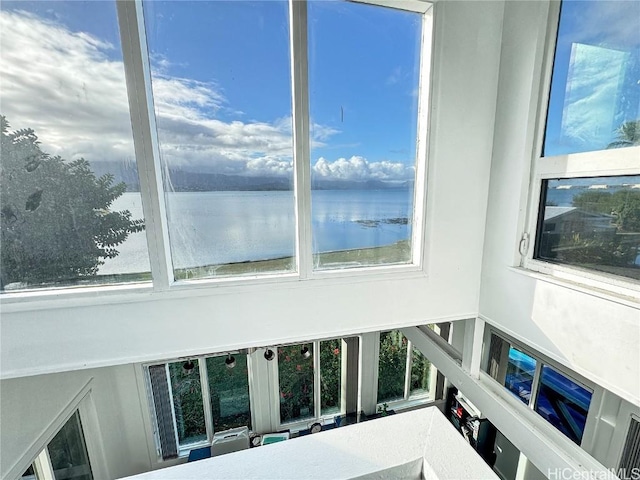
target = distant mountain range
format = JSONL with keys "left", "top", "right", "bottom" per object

{"left": 89, "top": 161, "right": 413, "bottom": 192}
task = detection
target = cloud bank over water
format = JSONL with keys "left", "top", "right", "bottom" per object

{"left": 0, "top": 9, "right": 412, "bottom": 183}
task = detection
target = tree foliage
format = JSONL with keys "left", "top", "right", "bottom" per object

{"left": 0, "top": 116, "right": 144, "bottom": 289}
{"left": 607, "top": 119, "right": 640, "bottom": 149}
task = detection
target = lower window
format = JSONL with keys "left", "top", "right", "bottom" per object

{"left": 148, "top": 353, "right": 252, "bottom": 458}
{"left": 377, "top": 330, "right": 437, "bottom": 408}
{"left": 277, "top": 339, "right": 343, "bottom": 425}
{"left": 535, "top": 175, "right": 640, "bottom": 281}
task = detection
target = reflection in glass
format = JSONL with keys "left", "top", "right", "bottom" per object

{"left": 143, "top": 0, "right": 296, "bottom": 279}
{"left": 0, "top": 1, "right": 149, "bottom": 291}
{"left": 544, "top": 0, "right": 640, "bottom": 156}
{"left": 535, "top": 365, "right": 593, "bottom": 444}
{"left": 505, "top": 347, "right": 536, "bottom": 405}
{"left": 48, "top": 411, "right": 93, "bottom": 480}
{"left": 278, "top": 344, "right": 315, "bottom": 423}
{"left": 320, "top": 339, "right": 342, "bottom": 415}
{"left": 308, "top": 1, "right": 421, "bottom": 269}
{"left": 206, "top": 355, "right": 251, "bottom": 432}
{"left": 168, "top": 360, "right": 207, "bottom": 446}
{"left": 377, "top": 330, "right": 408, "bottom": 403}
{"left": 536, "top": 175, "right": 640, "bottom": 280}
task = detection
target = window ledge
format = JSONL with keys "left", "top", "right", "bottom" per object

{"left": 0, "top": 264, "right": 428, "bottom": 314}
{"left": 509, "top": 265, "right": 640, "bottom": 308}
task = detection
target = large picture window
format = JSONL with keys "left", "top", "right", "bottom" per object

{"left": 527, "top": 0, "right": 639, "bottom": 290}
{"left": 0, "top": 0, "right": 432, "bottom": 295}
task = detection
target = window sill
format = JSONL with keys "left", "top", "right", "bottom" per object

{"left": 509, "top": 264, "right": 640, "bottom": 308}
{"left": 0, "top": 263, "right": 428, "bottom": 313}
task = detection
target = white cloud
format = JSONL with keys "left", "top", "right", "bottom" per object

{"left": 313, "top": 156, "right": 413, "bottom": 182}
{"left": 0, "top": 9, "right": 408, "bottom": 183}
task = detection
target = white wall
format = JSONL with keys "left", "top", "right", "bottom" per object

{"left": 478, "top": 0, "right": 640, "bottom": 406}
{"left": 0, "top": 0, "right": 504, "bottom": 381}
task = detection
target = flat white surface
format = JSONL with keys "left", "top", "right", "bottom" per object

{"left": 119, "top": 408, "right": 497, "bottom": 480}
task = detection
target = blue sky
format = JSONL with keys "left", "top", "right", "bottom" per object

{"left": 544, "top": 0, "right": 640, "bottom": 157}
{"left": 2, "top": 1, "right": 636, "bottom": 177}
{"left": 0, "top": 0, "right": 421, "bottom": 183}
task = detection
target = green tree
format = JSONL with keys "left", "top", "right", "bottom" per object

{"left": 607, "top": 119, "right": 640, "bottom": 149}
{"left": 1, "top": 117, "right": 144, "bottom": 289}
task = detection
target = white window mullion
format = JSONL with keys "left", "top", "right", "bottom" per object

{"left": 198, "top": 358, "right": 214, "bottom": 441}
{"left": 33, "top": 449, "right": 54, "bottom": 480}
{"left": 413, "top": 6, "right": 434, "bottom": 269}
{"left": 404, "top": 340, "right": 413, "bottom": 401}
{"left": 116, "top": 0, "right": 174, "bottom": 290}
{"left": 314, "top": 341, "right": 322, "bottom": 419}
{"left": 289, "top": 0, "right": 313, "bottom": 279}
{"left": 165, "top": 363, "right": 181, "bottom": 451}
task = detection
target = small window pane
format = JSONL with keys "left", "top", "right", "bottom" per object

{"left": 0, "top": 1, "right": 150, "bottom": 292}
{"left": 320, "top": 339, "right": 342, "bottom": 415}
{"left": 536, "top": 175, "right": 640, "bottom": 280}
{"left": 168, "top": 360, "right": 206, "bottom": 446}
{"left": 143, "top": 1, "right": 296, "bottom": 280}
{"left": 377, "top": 331, "right": 408, "bottom": 403}
{"left": 47, "top": 411, "right": 93, "bottom": 480}
{"left": 544, "top": 1, "right": 640, "bottom": 156}
{"left": 21, "top": 465, "right": 36, "bottom": 480}
{"left": 505, "top": 347, "right": 536, "bottom": 405}
{"left": 206, "top": 355, "right": 251, "bottom": 432}
{"left": 535, "top": 365, "right": 593, "bottom": 445}
{"left": 409, "top": 346, "right": 433, "bottom": 397}
{"left": 308, "top": 1, "right": 422, "bottom": 270}
{"left": 278, "top": 344, "right": 315, "bottom": 423}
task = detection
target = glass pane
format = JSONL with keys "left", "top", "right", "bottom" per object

{"left": 535, "top": 365, "right": 593, "bottom": 444}
{"left": 377, "top": 331, "right": 408, "bottom": 403}
{"left": 308, "top": 1, "right": 421, "bottom": 270}
{"left": 143, "top": 1, "right": 295, "bottom": 280}
{"left": 536, "top": 175, "right": 640, "bottom": 280}
{"left": 320, "top": 339, "right": 342, "bottom": 415}
{"left": 544, "top": 1, "right": 640, "bottom": 156}
{"left": 0, "top": 1, "right": 150, "bottom": 292}
{"left": 278, "top": 344, "right": 314, "bottom": 423}
{"left": 505, "top": 347, "right": 536, "bottom": 405}
{"left": 21, "top": 464, "right": 36, "bottom": 480}
{"left": 47, "top": 411, "right": 93, "bottom": 480}
{"left": 206, "top": 355, "right": 251, "bottom": 432}
{"left": 168, "top": 360, "right": 206, "bottom": 446}
{"left": 409, "top": 346, "right": 432, "bottom": 397}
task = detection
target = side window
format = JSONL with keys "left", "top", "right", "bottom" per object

{"left": 21, "top": 410, "right": 94, "bottom": 480}
{"left": 483, "top": 332, "right": 594, "bottom": 446}
{"left": 528, "top": 0, "right": 640, "bottom": 287}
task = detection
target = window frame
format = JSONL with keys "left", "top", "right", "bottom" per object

{"left": 270, "top": 338, "right": 346, "bottom": 432}
{"left": 374, "top": 330, "right": 437, "bottom": 411}
{"left": 521, "top": 0, "right": 640, "bottom": 298}
{"left": 145, "top": 352, "right": 255, "bottom": 458}
{"left": 481, "top": 327, "right": 600, "bottom": 448}
{"left": 0, "top": 0, "right": 433, "bottom": 302}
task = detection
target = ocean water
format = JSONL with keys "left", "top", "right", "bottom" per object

{"left": 101, "top": 189, "right": 412, "bottom": 275}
